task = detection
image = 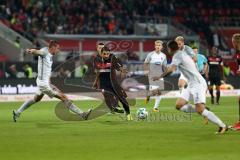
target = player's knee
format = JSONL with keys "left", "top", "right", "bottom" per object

{"left": 195, "top": 104, "right": 204, "bottom": 114}
{"left": 59, "top": 94, "right": 68, "bottom": 101}
{"left": 175, "top": 103, "right": 183, "bottom": 110}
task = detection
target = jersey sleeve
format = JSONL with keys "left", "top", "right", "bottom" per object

{"left": 112, "top": 54, "right": 123, "bottom": 71}
{"left": 202, "top": 55, "right": 207, "bottom": 64}
{"left": 171, "top": 53, "right": 182, "bottom": 66}
{"left": 39, "top": 48, "right": 48, "bottom": 57}
{"left": 184, "top": 45, "right": 195, "bottom": 58}
{"left": 144, "top": 53, "right": 152, "bottom": 63}
{"left": 93, "top": 56, "right": 101, "bottom": 70}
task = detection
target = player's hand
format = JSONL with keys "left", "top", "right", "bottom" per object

{"left": 26, "top": 49, "right": 34, "bottom": 54}
{"left": 152, "top": 76, "right": 160, "bottom": 81}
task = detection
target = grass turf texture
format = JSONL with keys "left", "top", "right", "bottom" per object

{"left": 0, "top": 96, "right": 239, "bottom": 160}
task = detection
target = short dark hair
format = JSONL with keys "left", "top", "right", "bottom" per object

{"left": 49, "top": 40, "right": 59, "bottom": 48}
{"left": 167, "top": 40, "right": 179, "bottom": 51}
{"left": 98, "top": 42, "right": 105, "bottom": 46}
{"left": 101, "top": 46, "right": 110, "bottom": 53}
{"left": 192, "top": 46, "right": 198, "bottom": 49}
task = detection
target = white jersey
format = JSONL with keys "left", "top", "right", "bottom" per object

{"left": 171, "top": 50, "right": 205, "bottom": 87}
{"left": 144, "top": 51, "right": 167, "bottom": 78}
{"left": 37, "top": 47, "right": 53, "bottom": 85}
{"left": 181, "top": 45, "right": 195, "bottom": 58}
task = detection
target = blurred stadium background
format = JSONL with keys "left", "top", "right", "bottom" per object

{"left": 0, "top": 0, "right": 239, "bottom": 98}
{"left": 1, "top": 1, "right": 240, "bottom": 160}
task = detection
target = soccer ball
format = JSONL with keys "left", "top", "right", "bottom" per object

{"left": 136, "top": 108, "right": 148, "bottom": 120}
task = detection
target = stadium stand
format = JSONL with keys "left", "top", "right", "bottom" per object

{"left": 0, "top": 0, "right": 240, "bottom": 45}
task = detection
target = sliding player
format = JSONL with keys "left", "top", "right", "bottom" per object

{"left": 13, "top": 40, "right": 92, "bottom": 122}
{"left": 175, "top": 36, "right": 196, "bottom": 92}
{"left": 153, "top": 40, "right": 227, "bottom": 134}
{"left": 93, "top": 46, "right": 132, "bottom": 120}
{"left": 144, "top": 40, "right": 167, "bottom": 112}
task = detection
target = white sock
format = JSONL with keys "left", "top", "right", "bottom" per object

{"left": 201, "top": 109, "right": 226, "bottom": 128}
{"left": 180, "top": 104, "right": 196, "bottom": 113}
{"left": 64, "top": 100, "right": 83, "bottom": 114}
{"left": 154, "top": 96, "right": 162, "bottom": 109}
{"left": 17, "top": 99, "right": 36, "bottom": 114}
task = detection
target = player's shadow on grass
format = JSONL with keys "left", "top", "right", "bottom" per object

{"left": 54, "top": 98, "right": 136, "bottom": 121}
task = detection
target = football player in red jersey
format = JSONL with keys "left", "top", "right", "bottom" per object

{"left": 207, "top": 47, "right": 225, "bottom": 105}
{"left": 93, "top": 46, "right": 132, "bottom": 120}
{"left": 232, "top": 33, "right": 240, "bottom": 130}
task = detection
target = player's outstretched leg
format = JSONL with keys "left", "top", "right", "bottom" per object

{"left": 118, "top": 98, "right": 132, "bottom": 121}
{"left": 196, "top": 103, "right": 228, "bottom": 134}
{"left": 13, "top": 94, "right": 44, "bottom": 122}
{"left": 54, "top": 89, "right": 92, "bottom": 120}
{"left": 103, "top": 91, "right": 124, "bottom": 114}
{"left": 175, "top": 98, "right": 196, "bottom": 113}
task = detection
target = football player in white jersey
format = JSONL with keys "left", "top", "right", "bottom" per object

{"left": 153, "top": 40, "right": 228, "bottom": 134}
{"left": 13, "top": 40, "right": 92, "bottom": 122}
{"left": 175, "top": 36, "right": 197, "bottom": 93}
{"left": 144, "top": 40, "right": 167, "bottom": 112}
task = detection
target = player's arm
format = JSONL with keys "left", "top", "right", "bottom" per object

{"left": 92, "top": 58, "right": 100, "bottom": 89}
{"left": 202, "top": 55, "right": 209, "bottom": 77}
{"left": 92, "top": 72, "right": 100, "bottom": 89}
{"left": 220, "top": 61, "right": 226, "bottom": 82}
{"left": 112, "top": 55, "right": 128, "bottom": 75}
{"left": 143, "top": 53, "right": 152, "bottom": 75}
{"left": 152, "top": 65, "right": 177, "bottom": 81}
{"left": 185, "top": 45, "right": 197, "bottom": 62}
{"left": 153, "top": 52, "right": 180, "bottom": 81}
{"left": 204, "top": 63, "right": 209, "bottom": 78}
{"left": 26, "top": 49, "right": 45, "bottom": 56}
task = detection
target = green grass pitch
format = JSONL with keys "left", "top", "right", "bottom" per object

{"left": 0, "top": 97, "right": 239, "bottom": 160}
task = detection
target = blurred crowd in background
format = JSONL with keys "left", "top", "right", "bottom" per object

{"left": 0, "top": 0, "right": 240, "bottom": 45}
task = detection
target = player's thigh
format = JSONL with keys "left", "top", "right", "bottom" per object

{"left": 39, "top": 85, "right": 65, "bottom": 100}
{"left": 34, "top": 94, "right": 44, "bottom": 102}
{"left": 191, "top": 84, "right": 207, "bottom": 105}
{"left": 176, "top": 88, "right": 190, "bottom": 108}
{"left": 195, "top": 103, "right": 205, "bottom": 114}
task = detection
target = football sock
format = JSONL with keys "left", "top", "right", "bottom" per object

{"left": 119, "top": 98, "right": 130, "bottom": 115}
{"left": 17, "top": 99, "right": 36, "bottom": 114}
{"left": 64, "top": 100, "right": 83, "bottom": 114}
{"left": 201, "top": 109, "right": 226, "bottom": 128}
{"left": 216, "top": 90, "right": 220, "bottom": 103}
{"left": 154, "top": 96, "right": 162, "bottom": 109}
{"left": 180, "top": 104, "right": 196, "bottom": 113}
{"left": 209, "top": 88, "right": 214, "bottom": 98}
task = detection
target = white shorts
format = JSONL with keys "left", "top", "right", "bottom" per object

{"left": 36, "top": 79, "right": 59, "bottom": 98}
{"left": 180, "top": 82, "right": 207, "bottom": 104}
{"left": 179, "top": 73, "right": 188, "bottom": 83}
{"left": 149, "top": 78, "right": 164, "bottom": 91}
